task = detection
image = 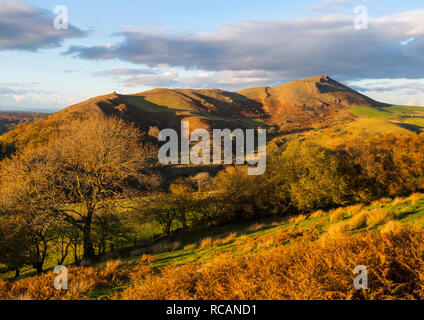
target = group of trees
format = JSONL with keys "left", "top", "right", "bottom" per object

{"left": 0, "top": 115, "right": 156, "bottom": 274}
{"left": 144, "top": 133, "right": 424, "bottom": 232}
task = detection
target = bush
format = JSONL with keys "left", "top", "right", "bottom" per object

{"left": 366, "top": 209, "right": 395, "bottom": 228}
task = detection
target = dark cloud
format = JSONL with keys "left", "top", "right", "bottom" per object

{"left": 0, "top": 1, "right": 86, "bottom": 51}
{"left": 65, "top": 11, "right": 424, "bottom": 81}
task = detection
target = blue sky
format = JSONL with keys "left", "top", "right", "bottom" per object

{"left": 1, "top": 0, "right": 424, "bottom": 111}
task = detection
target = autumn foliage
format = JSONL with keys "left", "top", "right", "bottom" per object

{"left": 1, "top": 225, "right": 423, "bottom": 300}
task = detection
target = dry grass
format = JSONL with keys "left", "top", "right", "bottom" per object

{"left": 392, "top": 197, "right": 407, "bottom": 206}
{"left": 217, "top": 233, "right": 238, "bottom": 245}
{"left": 247, "top": 223, "right": 267, "bottom": 232}
{"left": 371, "top": 198, "right": 393, "bottom": 208}
{"left": 345, "top": 204, "right": 364, "bottom": 216}
{"left": 118, "top": 228, "right": 424, "bottom": 300}
{"left": 0, "top": 260, "right": 135, "bottom": 300}
{"left": 2, "top": 221, "right": 424, "bottom": 300}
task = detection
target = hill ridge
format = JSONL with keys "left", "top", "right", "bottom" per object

{"left": 0, "top": 75, "right": 388, "bottom": 150}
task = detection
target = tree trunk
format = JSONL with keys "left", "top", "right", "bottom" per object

{"left": 34, "top": 263, "right": 43, "bottom": 274}
{"left": 179, "top": 212, "right": 188, "bottom": 229}
{"left": 73, "top": 242, "right": 79, "bottom": 264}
{"left": 82, "top": 221, "right": 94, "bottom": 260}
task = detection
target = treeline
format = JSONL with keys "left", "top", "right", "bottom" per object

{"left": 147, "top": 133, "right": 424, "bottom": 234}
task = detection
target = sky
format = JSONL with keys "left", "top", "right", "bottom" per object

{"left": 0, "top": 0, "right": 423, "bottom": 111}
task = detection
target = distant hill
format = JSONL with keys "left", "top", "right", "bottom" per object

{"left": 0, "top": 75, "right": 390, "bottom": 150}
{"left": 239, "top": 75, "right": 388, "bottom": 127}
{"left": 0, "top": 111, "right": 48, "bottom": 135}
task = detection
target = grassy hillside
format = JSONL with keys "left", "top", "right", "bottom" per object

{"left": 2, "top": 193, "right": 423, "bottom": 300}
{"left": 268, "top": 104, "right": 424, "bottom": 149}
{"left": 239, "top": 75, "right": 385, "bottom": 126}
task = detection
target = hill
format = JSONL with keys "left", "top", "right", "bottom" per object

{"left": 0, "top": 111, "right": 48, "bottom": 136}
{"left": 239, "top": 75, "right": 388, "bottom": 128}
{"left": 0, "top": 75, "right": 389, "bottom": 150}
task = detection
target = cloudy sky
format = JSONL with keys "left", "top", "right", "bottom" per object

{"left": 0, "top": 0, "right": 423, "bottom": 111}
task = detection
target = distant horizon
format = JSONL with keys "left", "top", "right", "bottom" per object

{"left": 0, "top": 106, "right": 58, "bottom": 113}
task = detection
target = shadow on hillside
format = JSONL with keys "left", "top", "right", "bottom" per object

{"left": 392, "top": 122, "right": 424, "bottom": 133}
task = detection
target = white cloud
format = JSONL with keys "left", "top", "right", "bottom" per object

{"left": 0, "top": 0, "right": 86, "bottom": 51}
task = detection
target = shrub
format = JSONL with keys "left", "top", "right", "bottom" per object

{"left": 289, "top": 214, "right": 307, "bottom": 224}
{"left": 324, "top": 222, "right": 349, "bottom": 240}
{"left": 183, "top": 244, "right": 197, "bottom": 250}
{"left": 366, "top": 209, "right": 395, "bottom": 228}
{"left": 379, "top": 220, "right": 404, "bottom": 235}
{"left": 347, "top": 210, "right": 368, "bottom": 230}
{"left": 199, "top": 237, "right": 213, "bottom": 249}
{"left": 310, "top": 210, "right": 326, "bottom": 218}
{"left": 330, "top": 208, "right": 346, "bottom": 222}
{"left": 407, "top": 193, "right": 423, "bottom": 205}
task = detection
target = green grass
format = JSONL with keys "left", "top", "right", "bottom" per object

{"left": 349, "top": 105, "right": 424, "bottom": 120}
{"left": 349, "top": 105, "right": 393, "bottom": 119}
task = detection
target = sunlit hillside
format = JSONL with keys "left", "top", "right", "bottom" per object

{"left": 0, "top": 76, "right": 388, "bottom": 154}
